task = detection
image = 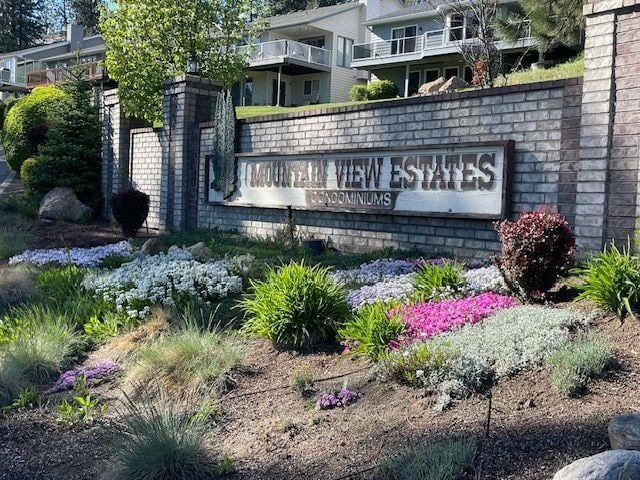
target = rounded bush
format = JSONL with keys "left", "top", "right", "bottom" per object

{"left": 496, "top": 209, "right": 575, "bottom": 298}
{"left": 366, "top": 80, "right": 398, "bottom": 100}
{"left": 240, "top": 261, "right": 350, "bottom": 348}
{"left": 2, "top": 86, "right": 67, "bottom": 172}
{"left": 109, "top": 189, "right": 150, "bottom": 237}
{"left": 19, "top": 157, "right": 38, "bottom": 186}
{"left": 349, "top": 84, "right": 368, "bottom": 102}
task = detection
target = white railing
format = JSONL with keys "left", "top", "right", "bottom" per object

{"left": 352, "top": 21, "right": 532, "bottom": 62}
{"left": 241, "top": 39, "right": 332, "bottom": 68}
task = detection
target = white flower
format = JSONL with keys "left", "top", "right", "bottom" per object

{"left": 9, "top": 241, "right": 132, "bottom": 267}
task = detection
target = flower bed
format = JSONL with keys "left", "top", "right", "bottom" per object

{"left": 398, "top": 293, "right": 517, "bottom": 343}
{"left": 345, "top": 273, "right": 415, "bottom": 310}
{"left": 45, "top": 361, "right": 119, "bottom": 394}
{"left": 330, "top": 258, "right": 421, "bottom": 286}
{"left": 463, "top": 266, "right": 508, "bottom": 296}
{"left": 83, "top": 249, "right": 251, "bottom": 318}
{"left": 9, "top": 241, "right": 132, "bottom": 267}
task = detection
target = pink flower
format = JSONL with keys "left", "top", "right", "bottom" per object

{"left": 399, "top": 293, "right": 517, "bottom": 343}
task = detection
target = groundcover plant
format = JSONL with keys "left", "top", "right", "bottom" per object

{"left": 9, "top": 241, "right": 133, "bottom": 267}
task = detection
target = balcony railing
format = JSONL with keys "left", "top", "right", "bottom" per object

{"left": 26, "top": 61, "right": 106, "bottom": 87}
{"left": 353, "top": 22, "right": 532, "bottom": 62}
{"left": 240, "top": 40, "right": 332, "bottom": 68}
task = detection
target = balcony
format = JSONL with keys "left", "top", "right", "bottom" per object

{"left": 240, "top": 40, "right": 332, "bottom": 74}
{"left": 26, "top": 61, "right": 106, "bottom": 87}
{"left": 351, "top": 22, "right": 533, "bottom": 68}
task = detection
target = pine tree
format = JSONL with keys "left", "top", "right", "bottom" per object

{"left": 0, "top": 0, "right": 46, "bottom": 52}
{"left": 72, "top": 0, "right": 101, "bottom": 34}
{"left": 26, "top": 63, "right": 102, "bottom": 209}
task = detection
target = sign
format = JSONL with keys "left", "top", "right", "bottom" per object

{"left": 207, "top": 142, "right": 513, "bottom": 218}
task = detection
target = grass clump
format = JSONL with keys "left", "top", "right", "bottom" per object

{"left": 547, "top": 335, "right": 614, "bottom": 396}
{"left": 0, "top": 265, "right": 38, "bottom": 314}
{"left": 239, "top": 261, "right": 350, "bottom": 348}
{"left": 500, "top": 56, "right": 584, "bottom": 86}
{"left": 572, "top": 243, "right": 640, "bottom": 318}
{"left": 127, "top": 324, "right": 242, "bottom": 397}
{"left": 338, "top": 302, "right": 405, "bottom": 361}
{"left": 412, "top": 260, "right": 466, "bottom": 301}
{"left": 0, "top": 211, "right": 35, "bottom": 260}
{"left": 379, "top": 437, "right": 477, "bottom": 480}
{"left": 106, "top": 393, "right": 223, "bottom": 480}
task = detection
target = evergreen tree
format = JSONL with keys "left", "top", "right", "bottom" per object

{"left": 495, "top": 0, "right": 583, "bottom": 58}
{"left": 0, "top": 0, "right": 46, "bottom": 53}
{"left": 24, "top": 63, "right": 102, "bottom": 209}
{"left": 72, "top": 0, "right": 101, "bottom": 34}
{"left": 269, "top": 0, "right": 346, "bottom": 16}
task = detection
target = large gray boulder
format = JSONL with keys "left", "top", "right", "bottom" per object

{"left": 140, "top": 237, "right": 162, "bottom": 256}
{"left": 418, "top": 76, "right": 446, "bottom": 95}
{"left": 438, "top": 76, "right": 469, "bottom": 93}
{"left": 609, "top": 413, "right": 640, "bottom": 450}
{"left": 552, "top": 450, "right": 640, "bottom": 480}
{"left": 186, "top": 241, "right": 213, "bottom": 261}
{"left": 39, "top": 187, "right": 92, "bottom": 224}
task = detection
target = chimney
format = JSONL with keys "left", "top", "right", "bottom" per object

{"left": 66, "top": 24, "right": 84, "bottom": 51}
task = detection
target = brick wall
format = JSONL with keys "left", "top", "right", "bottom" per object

{"left": 195, "top": 80, "right": 583, "bottom": 259}
{"left": 130, "top": 128, "right": 163, "bottom": 229}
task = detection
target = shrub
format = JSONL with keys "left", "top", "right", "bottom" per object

{"left": 338, "top": 302, "right": 405, "bottom": 360}
{"left": 349, "top": 84, "right": 368, "bottom": 101}
{"left": 412, "top": 260, "right": 466, "bottom": 301}
{"left": 127, "top": 325, "right": 243, "bottom": 397}
{"left": 399, "top": 293, "right": 517, "bottom": 343}
{"left": 2, "top": 86, "right": 67, "bottom": 172}
{"left": 571, "top": 243, "right": 640, "bottom": 318}
{"left": 0, "top": 315, "right": 78, "bottom": 405}
{"left": 496, "top": 209, "right": 575, "bottom": 298}
{"left": 379, "top": 438, "right": 477, "bottom": 480}
{"left": 106, "top": 393, "right": 221, "bottom": 480}
{"left": 110, "top": 188, "right": 151, "bottom": 237}
{"left": 547, "top": 335, "right": 614, "bottom": 396}
{"left": 366, "top": 80, "right": 398, "bottom": 100}
{"left": 240, "top": 261, "right": 350, "bottom": 348}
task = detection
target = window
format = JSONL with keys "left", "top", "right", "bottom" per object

{"left": 300, "top": 36, "right": 325, "bottom": 48}
{"left": 243, "top": 77, "right": 253, "bottom": 106}
{"left": 425, "top": 68, "right": 440, "bottom": 82}
{"left": 337, "top": 36, "right": 354, "bottom": 67}
{"left": 448, "top": 14, "right": 464, "bottom": 42}
{"left": 304, "top": 79, "right": 320, "bottom": 96}
{"left": 391, "top": 26, "right": 417, "bottom": 55}
{"left": 444, "top": 66, "right": 459, "bottom": 78}
{"left": 464, "top": 66, "right": 473, "bottom": 83}
{"left": 408, "top": 71, "right": 421, "bottom": 96}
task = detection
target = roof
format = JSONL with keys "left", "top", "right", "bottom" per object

{"left": 42, "top": 44, "right": 106, "bottom": 62}
{"left": 0, "top": 34, "right": 104, "bottom": 61}
{"left": 365, "top": 0, "right": 451, "bottom": 25}
{"left": 266, "top": 1, "right": 362, "bottom": 30}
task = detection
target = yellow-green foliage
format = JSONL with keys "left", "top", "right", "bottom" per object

{"left": 2, "top": 86, "right": 67, "bottom": 172}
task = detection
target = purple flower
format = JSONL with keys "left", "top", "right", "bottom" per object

{"left": 45, "top": 361, "right": 119, "bottom": 394}
{"left": 317, "top": 388, "right": 361, "bottom": 409}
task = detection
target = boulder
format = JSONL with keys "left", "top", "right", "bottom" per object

{"left": 186, "top": 241, "right": 213, "bottom": 261}
{"left": 38, "top": 188, "right": 92, "bottom": 224}
{"left": 140, "top": 237, "right": 162, "bottom": 256}
{"left": 418, "top": 77, "right": 446, "bottom": 95}
{"left": 552, "top": 450, "right": 640, "bottom": 480}
{"left": 438, "top": 76, "right": 469, "bottom": 93}
{"left": 609, "top": 413, "right": 640, "bottom": 450}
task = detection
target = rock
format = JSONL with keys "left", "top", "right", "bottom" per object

{"left": 418, "top": 77, "right": 446, "bottom": 95}
{"left": 38, "top": 188, "right": 92, "bottom": 224}
{"left": 168, "top": 245, "right": 181, "bottom": 254}
{"left": 553, "top": 450, "right": 640, "bottom": 480}
{"left": 609, "top": 413, "right": 640, "bottom": 450}
{"left": 438, "top": 76, "right": 469, "bottom": 93}
{"left": 186, "top": 241, "right": 213, "bottom": 261}
{"left": 140, "top": 237, "right": 162, "bottom": 256}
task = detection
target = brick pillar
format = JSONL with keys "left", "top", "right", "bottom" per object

{"left": 101, "top": 89, "right": 134, "bottom": 218}
{"left": 161, "top": 75, "right": 221, "bottom": 231}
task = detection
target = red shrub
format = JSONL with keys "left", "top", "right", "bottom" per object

{"left": 495, "top": 209, "right": 575, "bottom": 298}
{"left": 109, "top": 188, "right": 150, "bottom": 238}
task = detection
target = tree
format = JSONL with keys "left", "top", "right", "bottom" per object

{"left": 22, "top": 62, "right": 102, "bottom": 209}
{"left": 71, "top": 0, "right": 101, "bottom": 34}
{"left": 42, "top": 0, "right": 103, "bottom": 36}
{"left": 101, "top": 0, "right": 266, "bottom": 124}
{"left": 269, "top": 0, "right": 346, "bottom": 16}
{"left": 0, "top": 0, "right": 46, "bottom": 52}
{"left": 495, "top": 0, "right": 583, "bottom": 61}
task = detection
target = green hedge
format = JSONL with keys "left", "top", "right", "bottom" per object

{"left": 2, "top": 86, "right": 67, "bottom": 172}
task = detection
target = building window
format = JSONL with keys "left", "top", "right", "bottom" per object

{"left": 244, "top": 77, "right": 253, "bottom": 106}
{"left": 409, "top": 71, "right": 421, "bottom": 96}
{"left": 337, "top": 36, "right": 354, "bottom": 67}
{"left": 304, "top": 79, "right": 320, "bottom": 96}
{"left": 391, "top": 26, "right": 417, "bottom": 55}
{"left": 444, "top": 66, "right": 459, "bottom": 78}
{"left": 300, "top": 36, "right": 325, "bottom": 48}
{"left": 425, "top": 68, "right": 440, "bottom": 82}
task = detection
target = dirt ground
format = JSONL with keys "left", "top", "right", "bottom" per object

{"left": 0, "top": 310, "right": 638, "bottom": 480}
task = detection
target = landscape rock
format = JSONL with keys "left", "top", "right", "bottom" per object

{"left": 552, "top": 450, "right": 640, "bottom": 480}
{"left": 418, "top": 77, "right": 446, "bottom": 95}
{"left": 140, "top": 237, "right": 162, "bottom": 256}
{"left": 609, "top": 413, "right": 640, "bottom": 450}
{"left": 38, "top": 188, "right": 92, "bottom": 224}
{"left": 186, "top": 241, "right": 213, "bottom": 261}
{"left": 438, "top": 76, "right": 469, "bottom": 93}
